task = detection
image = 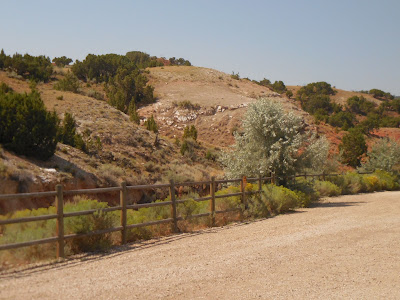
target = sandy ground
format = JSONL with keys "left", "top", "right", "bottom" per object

{"left": 1, "top": 191, "right": 400, "bottom": 300}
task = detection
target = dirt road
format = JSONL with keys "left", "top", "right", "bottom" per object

{"left": 1, "top": 191, "right": 400, "bottom": 299}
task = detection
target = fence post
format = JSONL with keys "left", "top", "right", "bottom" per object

{"left": 120, "top": 181, "right": 127, "bottom": 244}
{"left": 304, "top": 172, "right": 307, "bottom": 180}
{"left": 169, "top": 180, "right": 178, "bottom": 233}
{"left": 210, "top": 177, "right": 216, "bottom": 227}
{"left": 56, "top": 185, "right": 64, "bottom": 259}
{"left": 241, "top": 175, "right": 247, "bottom": 209}
{"left": 322, "top": 171, "right": 326, "bottom": 181}
{"left": 272, "top": 173, "right": 276, "bottom": 185}
{"left": 258, "top": 175, "right": 262, "bottom": 194}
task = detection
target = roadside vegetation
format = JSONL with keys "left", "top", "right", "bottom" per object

{"left": 1, "top": 169, "right": 398, "bottom": 267}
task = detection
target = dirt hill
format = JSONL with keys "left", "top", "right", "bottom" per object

{"left": 0, "top": 70, "right": 223, "bottom": 211}
{"left": 1, "top": 65, "right": 400, "bottom": 211}
{"left": 140, "top": 66, "right": 400, "bottom": 151}
{"left": 140, "top": 66, "right": 313, "bottom": 147}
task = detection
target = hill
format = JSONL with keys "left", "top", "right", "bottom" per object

{"left": 140, "top": 66, "right": 400, "bottom": 151}
{"left": 1, "top": 62, "right": 400, "bottom": 211}
{"left": 0, "top": 70, "right": 223, "bottom": 212}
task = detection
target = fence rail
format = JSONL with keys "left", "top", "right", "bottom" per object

{"left": 0, "top": 172, "right": 371, "bottom": 257}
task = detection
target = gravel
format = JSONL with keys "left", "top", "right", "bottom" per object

{"left": 1, "top": 191, "right": 400, "bottom": 300}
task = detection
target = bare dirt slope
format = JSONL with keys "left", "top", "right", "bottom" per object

{"left": 1, "top": 191, "right": 399, "bottom": 300}
{"left": 141, "top": 66, "right": 311, "bottom": 147}
{"left": 0, "top": 71, "right": 223, "bottom": 204}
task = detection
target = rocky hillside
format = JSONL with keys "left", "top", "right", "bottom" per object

{"left": 140, "top": 66, "right": 400, "bottom": 151}
{"left": 1, "top": 64, "right": 400, "bottom": 212}
{"left": 0, "top": 70, "right": 223, "bottom": 211}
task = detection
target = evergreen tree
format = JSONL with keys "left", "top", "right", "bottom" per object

{"left": 52, "top": 56, "right": 73, "bottom": 67}
{"left": 144, "top": 115, "right": 158, "bottom": 133}
{"left": 0, "top": 90, "right": 59, "bottom": 160}
{"left": 339, "top": 128, "right": 367, "bottom": 167}
{"left": 128, "top": 101, "right": 140, "bottom": 124}
{"left": 60, "top": 112, "right": 77, "bottom": 146}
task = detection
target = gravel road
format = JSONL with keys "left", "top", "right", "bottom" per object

{"left": 1, "top": 191, "right": 400, "bottom": 299}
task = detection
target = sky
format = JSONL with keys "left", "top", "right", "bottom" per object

{"left": 1, "top": 0, "right": 399, "bottom": 95}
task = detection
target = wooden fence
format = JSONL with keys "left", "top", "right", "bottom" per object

{"left": 0, "top": 172, "right": 347, "bottom": 258}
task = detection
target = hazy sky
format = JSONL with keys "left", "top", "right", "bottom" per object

{"left": 1, "top": 0, "right": 399, "bottom": 94}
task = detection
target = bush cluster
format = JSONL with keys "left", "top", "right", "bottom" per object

{"left": 72, "top": 53, "right": 155, "bottom": 113}
{"left": 54, "top": 72, "right": 81, "bottom": 93}
{"left": 0, "top": 89, "right": 59, "bottom": 160}
{"left": 144, "top": 115, "right": 158, "bottom": 133}
{"left": 52, "top": 56, "right": 73, "bottom": 67}
{"left": 0, "top": 49, "right": 53, "bottom": 82}
{"left": 1, "top": 170, "right": 398, "bottom": 265}
{"left": 254, "top": 78, "right": 287, "bottom": 94}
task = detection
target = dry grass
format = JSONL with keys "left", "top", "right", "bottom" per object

{"left": 0, "top": 70, "right": 223, "bottom": 211}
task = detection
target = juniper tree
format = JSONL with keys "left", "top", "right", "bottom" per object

{"left": 220, "top": 98, "right": 330, "bottom": 181}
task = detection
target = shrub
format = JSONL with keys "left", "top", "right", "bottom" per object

{"left": 346, "top": 96, "right": 375, "bottom": 115}
{"left": 5, "top": 52, "right": 53, "bottom": 82}
{"left": 361, "top": 138, "right": 400, "bottom": 172}
{"left": 231, "top": 72, "right": 240, "bottom": 80}
{"left": 128, "top": 101, "right": 140, "bottom": 124}
{"left": 205, "top": 149, "right": 218, "bottom": 161}
{"left": 215, "top": 186, "right": 243, "bottom": 212}
{"left": 173, "top": 100, "right": 200, "bottom": 110}
{"left": 0, "top": 197, "right": 118, "bottom": 263}
{"left": 54, "top": 72, "right": 81, "bottom": 93}
{"left": 52, "top": 56, "right": 73, "bottom": 67}
{"left": 220, "top": 99, "right": 330, "bottom": 180}
{"left": 56, "top": 95, "right": 63, "bottom": 100}
{"left": 261, "top": 184, "right": 299, "bottom": 214}
{"left": 0, "top": 90, "right": 59, "bottom": 160}
{"left": 363, "top": 175, "right": 381, "bottom": 192}
{"left": 59, "top": 112, "right": 77, "bottom": 146}
{"left": 339, "top": 128, "right": 367, "bottom": 167}
{"left": 367, "top": 170, "right": 399, "bottom": 191}
{"left": 270, "top": 80, "right": 287, "bottom": 94}
{"left": 168, "top": 57, "right": 191, "bottom": 66}
{"left": 296, "top": 81, "right": 336, "bottom": 102}
{"left": 99, "top": 164, "right": 124, "bottom": 185}
{"left": 301, "top": 94, "right": 334, "bottom": 115}
{"left": 86, "top": 89, "right": 105, "bottom": 100}
{"left": 369, "top": 88, "right": 393, "bottom": 100}
{"left": 64, "top": 197, "right": 118, "bottom": 253}
{"left": 328, "top": 172, "right": 367, "bottom": 194}
{"left": 0, "top": 82, "right": 13, "bottom": 94}
{"left": 0, "top": 207, "right": 57, "bottom": 263}
{"left": 288, "top": 177, "right": 320, "bottom": 207}
{"left": 328, "top": 111, "right": 354, "bottom": 129}
{"left": 286, "top": 90, "right": 293, "bottom": 98}
{"left": 182, "top": 125, "right": 198, "bottom": 141}
{"left": 144, "top": 115, "right": 158, "bottom": 133}
{"left": 313, "top": 180, "right": 341, "bottom": 197}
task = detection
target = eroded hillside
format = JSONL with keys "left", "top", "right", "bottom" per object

{"left": 0, "top": 70, "right": 223, "bottom": 211}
